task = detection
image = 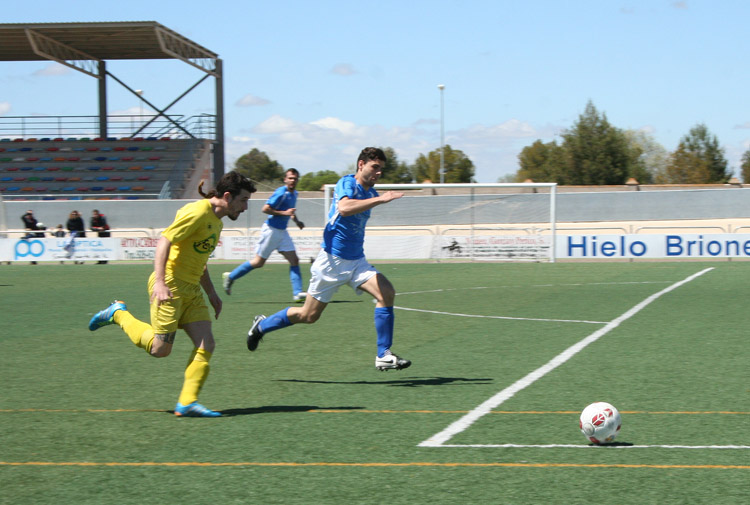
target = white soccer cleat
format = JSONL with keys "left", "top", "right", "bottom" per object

{"left": 293, "top": 292, "right": 307, "bottom": 302}
{"left": 375, "top": 351, "right": 411, "bottom": 371}
{"left": 222, "top": 272, "right": 233, "bottom": 295}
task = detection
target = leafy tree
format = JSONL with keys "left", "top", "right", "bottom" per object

{"left": 516, "top": 139, "right": 567, "bottom": 182}
{"left": 413, "top": 144, "right": 475, "bottom": 183}
{"left": 560, "top": 101, "right": 637, "bottom": 185}
{"left": 378, "top": 147, "right": 414, "bottom": 183}
{"left": 297, "top": 170, "right": 341, "bottom": 191}
{"left": 233, "top": 148, "right": 284, "bottom": 188}
{"left": 665, "top": 123, "right": 729, "bottom": 183}
{"left": 623, "top": 130, "right": 668, "bottom": 184}
{"left": 741, "top": 148, "right": 750, "bottom": 183}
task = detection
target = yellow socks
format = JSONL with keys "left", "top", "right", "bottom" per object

{"left": 114, "top": 310, "right": 155, "bottom": 354}
{"left": 177, "top": 348, "right": 212, "bottom": 406}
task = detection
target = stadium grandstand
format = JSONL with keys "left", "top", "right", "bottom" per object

{"left": 0, "top": 21, "right": 223, "bottom": 200}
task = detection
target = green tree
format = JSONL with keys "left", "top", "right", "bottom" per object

{"left": 665, "top": 124, "right": 729, "bottom": 184}
{"left": 623, "top": 130, "right": 668, "bottom": 184}
{"left": 233, "top": 148, "right": 284, "bottom": 188}
{"left": 516, "top": 139, "right": 567, "bottom": 182}
{"left": 560, "top": 101, "right": 637, "bottom": 185}
{"left": 297, "top": 170, "right": 341, "bottom": 191}
{"left": 741, "top": 148, "right": 750, "bottom": 183}
{"left": 379, "top": 146, "right": 414, "bottom": 183}
{"left": 413, "top": 144, "right": 475, "bottom": 183}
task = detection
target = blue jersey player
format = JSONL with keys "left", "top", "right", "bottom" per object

{"left": 246, "top": 147, "right": 410, "bottom": 371}
{"left": 223, "top": 168, "right": 307, "bottom": 301}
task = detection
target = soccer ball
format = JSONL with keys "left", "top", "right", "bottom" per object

{"left": 579, "top": 402, "right": 621, "bottom": 444}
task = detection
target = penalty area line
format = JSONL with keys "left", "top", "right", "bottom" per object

{"left": 393, "top": 306, "right": 607, "bottom": 324}
{"left": 1, "top": 461, "right": 748, "bottom": 469}
{"left": 418, "top": 267, "right": 715, "bottom": 448}
{"left": 439, "top": 444, "right": 750, "bottom": 450}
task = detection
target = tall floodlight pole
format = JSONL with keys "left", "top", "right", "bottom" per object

{"left": 438, "top": 84, "right": 445, "bottom": 184}
{"left": 135, "top": 89, "right": 144, "bottom": 126}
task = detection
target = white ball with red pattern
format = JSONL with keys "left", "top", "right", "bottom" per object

{"left": 579, "top": 402, "right": 622, "bottom": 444}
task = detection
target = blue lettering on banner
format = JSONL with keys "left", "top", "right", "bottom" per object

{"left": 666, "top": 235, "right": 750, "bottom": 257}
{"left": 566, "top": 236, "right": 647, "bottom": 257}
{"left": 15, "top": 239, "right": 45, "bottom": 259}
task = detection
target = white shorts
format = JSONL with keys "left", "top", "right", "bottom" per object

{"left": 307, "top": 249, "right": 378, "bottom": 303}
{"left": 255, "top": 222, "right": 296, "bottom": 258}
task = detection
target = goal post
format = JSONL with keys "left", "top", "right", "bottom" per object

{"left": 323, "top": 182, "right": 557, "bottom": 262}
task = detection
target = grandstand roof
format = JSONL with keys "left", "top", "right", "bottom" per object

{"left": 0, "top": 21, "right": 217, "bottom": 65}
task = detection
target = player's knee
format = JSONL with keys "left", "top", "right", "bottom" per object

{"left": 380, "top": 287, "right": 396, "bottom": 306}
{"left": 298, "top": 311, "right": 321, "bottom": 324}
{"left": 150, "top": 347, "right": 171, "bottom": 358}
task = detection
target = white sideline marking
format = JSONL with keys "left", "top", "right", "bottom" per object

{"left": 439, "top": 444, "right": 750, "bottom": 450}
{"left": 399, "top": 281, "right": 671, "bottom": 296}
{"left": 418, "top": 267, "right": 715, "bottom": 448}
{"left": 394, "top": 306, "right": 607, "bottom": 325}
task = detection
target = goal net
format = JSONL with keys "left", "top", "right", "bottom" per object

{"left": 323, "top": 183, "right": 557, "bottom": 262}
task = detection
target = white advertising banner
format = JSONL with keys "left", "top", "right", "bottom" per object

{"left": 2, "top": 237, "right": 117, "bottom": 262}
{"left": 556, "top": 234, "right": 750, "bottom": 259}
{"left": 4, "top": 233, "right": 750, "bottom": 262}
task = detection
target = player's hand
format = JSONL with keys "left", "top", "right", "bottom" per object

{"left": 296, "top": 220, "right": 305, "bottom": 230}
{"left": 282, "top": 208, "right": 296, "bottom": 216}
{"left": 380, "top": 191, "right": 404, "bottom": 203}
{"left": 208, "top": 291, "right": 222, "bottom": 319}
{"left": 151, "top": 282, "right": 173, "bottom": 306}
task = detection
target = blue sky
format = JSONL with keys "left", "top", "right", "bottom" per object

{"left": 2, "top": 0, "right": 749, "bottom": 182}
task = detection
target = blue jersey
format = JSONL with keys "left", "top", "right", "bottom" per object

{"left": 265, "top": 185, "right": 298, "bottom": 230}
{"left": 323, "top": 174, "right": 378, "bottom": 260}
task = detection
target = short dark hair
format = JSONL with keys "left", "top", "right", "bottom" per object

{"left": 357, "top": 147, "right": 386, "bottom": 167}
{"left": 285, "top": 168, "right": 300, "bottom": 177}
{"left": 198, "top": 171, "right": 256, "bottom": 198}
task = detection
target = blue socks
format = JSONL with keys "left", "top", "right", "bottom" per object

{"left": 259, "top": 308, "right": 293, "bottom": 334}
{"left": 289, "top": 265, "right": 303, "bottom": 295}
{"left": 230, "top": 261, "right": 254, "bottom": 280}
{"left": 374, "top": 306, "right": 394, "bottom": 358}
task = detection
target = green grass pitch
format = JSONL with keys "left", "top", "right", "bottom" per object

{"left": 1, "top": 261, "right": 748, "bottom": 504}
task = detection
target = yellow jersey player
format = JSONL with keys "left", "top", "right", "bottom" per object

{"left": 88, "top": 171, "right": 256, "bottom": 417}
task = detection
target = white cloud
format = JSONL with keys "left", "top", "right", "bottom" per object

{"left": 734, "top": 122, "right": 750, "bottom": 130}
{"left": 32, "top": 63, "right": 71, "bottom": 77}
{"left": 226, "top": 114, "right": 561, "bottom": 182}
{"left": 671, "top": 1, "right": 688, "bottom": 9}
{"left": 236, "top": 94, "right": 271, "bottom": 107}
{"left": 0, "top": 101, "right": 11, "bottom": 115}
{"left": 330, "top": 63, "right": 357, "bottom": 76}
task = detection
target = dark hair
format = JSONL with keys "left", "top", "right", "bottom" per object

{"left": 198, "top": 171, "right": 256, "bottom": 198}
{"left": 357, "top": 147, "right": 386, "bottom": 167}
{"left": 285, "top": 168, "right": 300, "bottom": 177}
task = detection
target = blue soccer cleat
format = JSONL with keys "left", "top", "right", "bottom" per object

{"left": 88, "top": 300, "right": 127, "bottom": 331}
{"left": 174, "top": 402, "right": 222, "bottom": 418}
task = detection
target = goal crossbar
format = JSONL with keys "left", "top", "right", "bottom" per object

{"left": 323, "top": 182, "right": 558, "bottom": 262}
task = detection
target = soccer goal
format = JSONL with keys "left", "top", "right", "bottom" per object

{"left": 323, "top": 182, "right": 558, "bottom": 262}
{"left": 0, "top": 193, "right": 7, "bottom": 238}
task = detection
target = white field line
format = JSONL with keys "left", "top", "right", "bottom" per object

{"left": 438, "top": 444, "right": 750, "bottom": 450}
{"left": 418, "top": 267, "right": 715, "bottom": 448}
{"left": 399, "top": 281, "right": 671, "bottom": 296}
{"left": 394, "top": 306, "right": 607, "bottom": 325}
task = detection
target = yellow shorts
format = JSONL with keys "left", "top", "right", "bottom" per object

{"left": 147, "top": 272, "right": 210, "bottom": 335}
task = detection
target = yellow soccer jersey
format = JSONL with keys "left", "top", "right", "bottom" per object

{"left": 161, "top": 199, "right": 223, "bottom": 284}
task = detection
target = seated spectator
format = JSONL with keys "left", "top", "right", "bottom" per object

{"left": 90, "top": 209, "right": 110, "bottom": 264}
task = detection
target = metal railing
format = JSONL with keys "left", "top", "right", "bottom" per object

{"left": 0, "top": 114, "right": 215, "bottom": 140}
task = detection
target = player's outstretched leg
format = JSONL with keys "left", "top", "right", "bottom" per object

{"left": 88, "top": 300, "right": 127, "bottom": 331}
